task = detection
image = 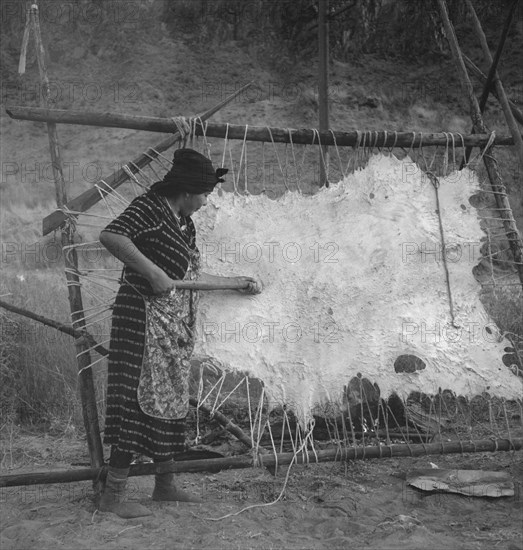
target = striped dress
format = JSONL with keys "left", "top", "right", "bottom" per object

{"left": 102, "top": 190, "right": 199, "bottom": 459}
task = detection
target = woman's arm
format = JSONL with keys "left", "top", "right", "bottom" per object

{"left": 100, "top": 230, "right": 175, "bottom": 294}
{"left": 199, "top": 271, "right": 262, "bottom": 294}
{"left": 198, "top": 272, "right": 234, "bottom": 284}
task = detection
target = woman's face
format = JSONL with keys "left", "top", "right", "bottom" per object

{"left": 181, "top": 192, "right": 210, "bottom": 216}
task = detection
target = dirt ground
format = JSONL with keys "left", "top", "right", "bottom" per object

{"left": 1, "top": 434, "right": 522, "bottom": 550}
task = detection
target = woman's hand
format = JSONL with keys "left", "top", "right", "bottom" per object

{"left": 234, "top": 276, "right": 263, "bottom": 295}
{"left": 148, "top": 270, "right": 177, "bottom": 295}
{"left": 198, "top": 272, "right": 263, "bottom": 294}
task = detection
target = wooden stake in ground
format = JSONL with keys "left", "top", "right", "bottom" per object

{"left": 436, "top": 0, "right": 523, "bottom": 286}
{"left": 27, "top": 3, "right": 105, "bottom": 488}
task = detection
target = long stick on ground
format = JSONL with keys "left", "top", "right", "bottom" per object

{"left": 41, "top": 83, "right": 252, "bottom": 236}
{"left": 8, "top": 106, "right": 522, "bottom": 147}
{"left": 0, "top": 438, "right": 520, "bottom": 488}
{"left": 194, "top": 402, "right": 254, "bottom": 449}
{"left": 437, "top": 0, "right": 523, "bottom": 286}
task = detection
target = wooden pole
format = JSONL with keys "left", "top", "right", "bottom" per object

{"left": 169, "top": 280, "right": 249, "bottom": 291}
{"left": 60, "top": 266, "right": 251, "bottom": 291}
{"left": 196, "top": 403, "right": 254, "bottom": 449}
{"left": 476, "top": 0, "right": 519, "bottom": 112}
{"left": 318, "top": 0, "right": 330, "bottom": 186}
{"left": 1, "top": 437, "right": 521, "bottom": 488}
{"left": 8, "top": 107, "right": 522, "bottom": 148}
{"left": 5, "top": 106, "right": 224, "bottom": 133}
{"left": 437, "top": 0, "right": 523, "bottom": 286}
{"left": 18, "top": 4, "right": 31, "bottom": 75}
{"left": 40, "top": 83, "right": 252, "bottom": 236}
{"left": 465, "top": 0, "right": 523, "bottom": 170}
{"left": 463, "top": 55, "right": 523, "bottom": 125}
{"left": 463, "top": 0, "right": 523, "bottom": 166}
{"left": 0, "top": 298, "right": 108, "bottom": 357}
{"left": 29, "top": 3, "right": 105, "bottom": 489}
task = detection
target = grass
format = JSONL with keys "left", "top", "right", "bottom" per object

{"left": 1, "top": 269, "right": 77, "bottom": 422}
{"left": 0, "top": 267, "right": 110, "bottom": 433}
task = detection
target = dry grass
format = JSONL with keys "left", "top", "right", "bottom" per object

{"left": 0, "top": 268, "right": 109, "bottom": 432}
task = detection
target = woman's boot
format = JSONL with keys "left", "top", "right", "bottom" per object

{"left": 152, "top": 460, "right": 202, "bottom": 503}
{"left": 99, "top": 466, "right": 152, "bottom": 518}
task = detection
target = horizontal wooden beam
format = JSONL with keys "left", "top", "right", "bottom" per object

{"left": 0, "top": 438, "right": 520, "bottom": 487}
{"left": 7, "top": 105, "right": 521, "bottom": 148}
{"left": 198, "top": 124, "right": 521, "bottom": 147}
{"left": 6, "top": 106, "right": 185, "bottom": 133}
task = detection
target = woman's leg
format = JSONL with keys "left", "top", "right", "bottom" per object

{"left": 152, "top": 455, "right": 202, "bottom": 503}
{"left": 109, "top": 446, "right": 133, "bottom": 469}
{"left": 99, "top": 447, "right": 152, "bottom": 518}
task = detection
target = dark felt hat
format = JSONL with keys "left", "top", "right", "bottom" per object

{"left": 151, "top": 148, "right": 228, "bottom": 195}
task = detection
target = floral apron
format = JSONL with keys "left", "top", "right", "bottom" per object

{"left": 137, "top": 249, "right": 200, "bottom": 419}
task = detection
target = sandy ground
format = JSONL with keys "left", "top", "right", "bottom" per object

{"left": 1, "top": 438, "right": 522, "bottom": 550}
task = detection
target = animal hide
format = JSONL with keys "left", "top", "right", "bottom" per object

{"left": 192, "top": 154, "right": 522, "bottom": 424}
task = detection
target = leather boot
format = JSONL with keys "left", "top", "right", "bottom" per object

{"left": 152, "top": 460, "right": 202, "bottom": 503}
{"left": 98, "top": 466, "right": 152, "bottom": 518}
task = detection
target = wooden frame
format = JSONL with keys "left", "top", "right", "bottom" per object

{"left": 2, "top": 0, "right": 522, "bottom": 491}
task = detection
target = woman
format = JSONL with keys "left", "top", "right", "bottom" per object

{"left": 98, "top": 148, "right": 261, "bottom": 518}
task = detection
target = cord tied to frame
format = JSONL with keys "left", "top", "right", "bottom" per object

{"left": 171, "top": 116, "right": 193, "bottom": 146}
{"left": 474, "top": 130, "right": 496, "bottom": 167}
{"left": 426, "top": 170, "right": 460, "bottom": 329}
{"left": 59, "top": 204, "right": 79, "bottom": 239}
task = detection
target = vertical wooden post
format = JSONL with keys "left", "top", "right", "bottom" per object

{"left": 29, "top": 3, "right": 105, "bottom": 487}
{"left": 465, "top": 0, "right": 523, "bottom": 170}
{"left": 436, "top": 0, "right": 523, "bottom": 286}
{"left": 318, "top": 0, "right": 330, "bottom": 186}
{"left": 462, "top": 0, "right": 521, "bottom": 164}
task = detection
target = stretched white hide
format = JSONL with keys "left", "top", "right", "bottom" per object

{"left": 192, "top": 154, "right": 521, "bottom": 423}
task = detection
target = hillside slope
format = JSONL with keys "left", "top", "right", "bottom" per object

{"left": 1, "top": 11, "right": 521, "bottom": 241}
